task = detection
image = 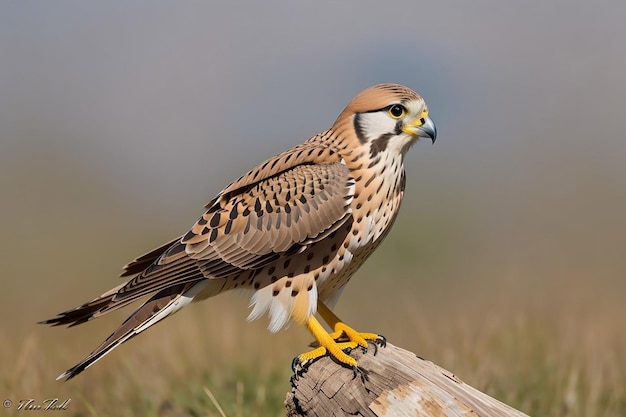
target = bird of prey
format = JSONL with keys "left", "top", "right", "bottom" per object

{"left": 41, "top": 83, "right": 437, "bottom": 380}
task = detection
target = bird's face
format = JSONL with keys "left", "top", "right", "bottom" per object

{"left": 334, "top": 84, "right": 437, "bottom": 158}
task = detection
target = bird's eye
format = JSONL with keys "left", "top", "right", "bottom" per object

{"left": 388, "top": 104, "right": 406, "bottom": 119}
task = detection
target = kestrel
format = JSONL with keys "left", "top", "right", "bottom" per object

{"left": 42, "top": 83, "right": 437, "bottom": 380}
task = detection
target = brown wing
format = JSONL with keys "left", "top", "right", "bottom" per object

{"left": 109, "top": 140, "right": 354, "bottom": 304}
{"left": 43, "top": 140, "right": 354, "bottom": 325}
{"left": 183, "top": 161, "right": 355, "bottom": 270}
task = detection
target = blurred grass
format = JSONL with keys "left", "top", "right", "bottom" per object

{"left": 1, "top": 151, "right": 625, "bottom": 417}
{"left": 3, "top": 265, "right": 624, "bottom": 416}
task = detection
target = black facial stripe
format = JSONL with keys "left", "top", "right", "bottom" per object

{"left": 353, "top": 113, "right": 368, "bottom": 144}
{"left": 370, "top": 132, "right": 394, "bottom": 158}
{"left": 394, "top": 120, "right": 403, "bottom": 135}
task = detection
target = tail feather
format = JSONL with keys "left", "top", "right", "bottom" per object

{"left": 40, "top": 240, "right": 202, "bottom": 328}
{"left": 56, "top": 280, "right": 207, "bottom": 380}
{"left": 120, "top": 237, "right": 181, "bottom": 277}
{"left": 39, "top": 283, "right": 126, "bottom": 327}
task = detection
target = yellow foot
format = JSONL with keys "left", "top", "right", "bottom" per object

{"left": 294, "top": 340, "right": 360, "bottom": 372}
{"left": 296, "top": 316, "right": 360, "bottom": 369}
{"left": 317, "top": 301, "right": 386, "bottom": 351}
{"left": 328, "top": 323, "right": 384, "bottom": 348}
{"left": 293, "top": 314, "right": 387, "bottom": 373}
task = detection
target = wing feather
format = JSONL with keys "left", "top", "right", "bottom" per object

{"left": 183, "top": 160, "right": 354, "bottom": 272}
{"left": 48, "top": 140, "right": 354, "bottom": 324}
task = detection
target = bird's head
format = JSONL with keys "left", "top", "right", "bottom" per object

{"left": 333, "top": 83, "right": 436, "bottom": 158}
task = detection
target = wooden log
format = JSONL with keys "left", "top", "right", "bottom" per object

{"left": 285, "top": 342, "right": 530, "bottom": 417}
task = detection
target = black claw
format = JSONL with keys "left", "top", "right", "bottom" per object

{"left": 352, "top": 366, "right": 359, "bottom": 380}
{"left": 365, "top": 334, "right": 386, "bottom": 356}
{"left": 292, "top": 353, "right": 328, "bottom": 377}
{"left": 369, "top": 340, "right": 378, "bottom": 355}
{"left": 291, "top": 356, "right": 301, "bottom": 373}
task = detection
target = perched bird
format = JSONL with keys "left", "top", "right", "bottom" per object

{"left": 41, "top": 83, "right": 437, "bottom": 380}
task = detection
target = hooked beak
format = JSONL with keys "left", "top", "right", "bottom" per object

{"left": 402, "top": 115, "right": 437, "bottom": 144}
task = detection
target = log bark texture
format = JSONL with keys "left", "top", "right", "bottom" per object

{"left": 285, "top": 342, "right": 530, "bottom": 417}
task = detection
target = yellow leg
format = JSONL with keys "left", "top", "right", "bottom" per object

{"left": 298, "top": 315, "right": 359, "bottom": 368}
{"left": 317, "top": 301, "right": 382, "bottom": 348}
{"left": 295, "top": 302, "right": 386, "bottom": 371}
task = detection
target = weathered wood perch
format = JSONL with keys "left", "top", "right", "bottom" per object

{"left": 285, "top": 342, "right": 530, "bottom": 417}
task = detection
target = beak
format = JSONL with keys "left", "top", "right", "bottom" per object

{"left": 403, "top": 115, "right": 437, "bottom": 144}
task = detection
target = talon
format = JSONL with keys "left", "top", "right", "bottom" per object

{"left": 299, "top": 317, "right": 359, "bottom": 369}
{"left": 291, "top": 356, "right": 301, "bottom": 373}
{"left": 292, "top": 345, "right": 331, "bottom": 374}
{"left": 297, "top": 303, "right": 388, "bottom": 372}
